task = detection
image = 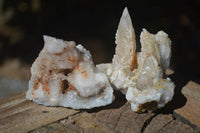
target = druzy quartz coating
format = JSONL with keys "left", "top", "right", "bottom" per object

{"left": 26, "top": 7, "right": 175, "bottom": 112}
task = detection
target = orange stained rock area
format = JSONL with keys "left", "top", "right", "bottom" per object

{"left": 130, "top": 56, "right": 136, "bottom": 71}
{"left": 33, "top": 73, "right": 51, "bottom": 95}
{"left": 81, "top": 71, "right": 88, "bottom": 79}
{"left": 120, "top": 50, "right": 136, "bottom": 71}
{"left": 121, "top": 53, "right": 136, "bottom": 71}
{"left": 41, "top": 81, "right": 50, "bottom": 95}
{"left": 75, "top": 64, "right": 88, "bottom": 79}
{"left": 76, "top": 64, "right": 81, "bottom": 72}
{"left": 135, "top": 52, "right": 147, "bottom": 66}
{"left": 64, "top": 84, "right": 76, "bottom": 94}
{"left": 33, "top": 81, "right": 40, "bottom": 90}
{"left": 58, "top": 59, "right": 65, "bottom": 62}
{"left": 67, "top": 56, "right": 76, "bottom": 66}
{"left": 55, "top": 53, "right": 62, "bottom": 56}
{"left": 64, "top": 84, "right": 82, "bottom": 97}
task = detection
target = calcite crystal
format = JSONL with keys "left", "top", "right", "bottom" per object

{"left": 26, "top": 36, "right": 114, "bottom": 109}
{"left": 97, "top": 8, "right": 136, "bottom": 95}
{"left": 97, "top": 8, "right": 175, "bottom": 112}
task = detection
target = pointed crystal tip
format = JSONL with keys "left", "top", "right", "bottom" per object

{"left": 123, "top": 7, "right": 129, "bottom": 15}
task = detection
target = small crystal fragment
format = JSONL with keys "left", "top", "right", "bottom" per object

{"left": 26, "top": 36, "right": 114, "bottom": 109}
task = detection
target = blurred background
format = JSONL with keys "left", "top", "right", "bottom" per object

{"left": 0, "top": 0, "right": 199, "bottom": 99}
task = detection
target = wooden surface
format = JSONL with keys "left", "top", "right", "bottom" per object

{"left": 0, "top": 91, "right": 78, "bottom": 133}
{"left": 0, "top": 80, "right": 200, "bottom": 133}
{"left": 174, "top": 81, "right": 200, "bottom": 127}
{"left": 30, "top": 102, "right": 197, "bottom": 133}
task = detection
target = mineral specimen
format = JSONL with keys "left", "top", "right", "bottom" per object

{"left": 97, "top": 7, "right": 175, "bottom": 112}
{"left": 26, "top": 36, "right": 114, "bottom": 109}
{"left": 27, "top": 7, "right": 175, "bottom": 112}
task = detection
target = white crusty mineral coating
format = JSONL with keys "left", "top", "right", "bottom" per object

{"left": 126, "top": 51, "right": 174, "bottom": 112}
{"left": 126, "top": 30, "right": 175, "bottom": 112}
{"left": 126, "top": 29, "right": 174, "bottom": 112}
{"left": 97, "top": 7, "right": 175, "bottom": 112}
{"left": 26, "top": 36, "right": 114, "bottom": 109}
{"left": 126, "top": 78, "right": 174, "bottom": 112}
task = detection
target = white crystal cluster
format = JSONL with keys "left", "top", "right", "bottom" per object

{"left": 26, "top": 7, "right": 175, "bottom": 112}
{"left": 97, "top": 8, "right": 175, "bottom": 112}
{"left": 26, "top": 36, "right": 114, "bottom": 109}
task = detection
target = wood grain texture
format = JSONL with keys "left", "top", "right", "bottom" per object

{"left": 174, "top": 81, "right": 200, "bottom": 127}
{"left": 0, "top": 91, "right": 78, "bottom": 133}
{"left": 30, "top": 102, "right": 197, "bottom": 133}
{"left": 1, "top": 77, "right": 199, "bottom": 133}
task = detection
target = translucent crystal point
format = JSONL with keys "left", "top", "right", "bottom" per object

{"left": 113, "top": 7, "right": 136, "bottom": 70}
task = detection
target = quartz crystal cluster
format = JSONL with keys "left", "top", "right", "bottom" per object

{"left": 26, "top": 36, "right": 114, "bottom": 109}
{"left": 26, "top": 7, "right": 175, "bottom": 112}
{"left": 97, "top": 8, "right": 175, "bottom": 112}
